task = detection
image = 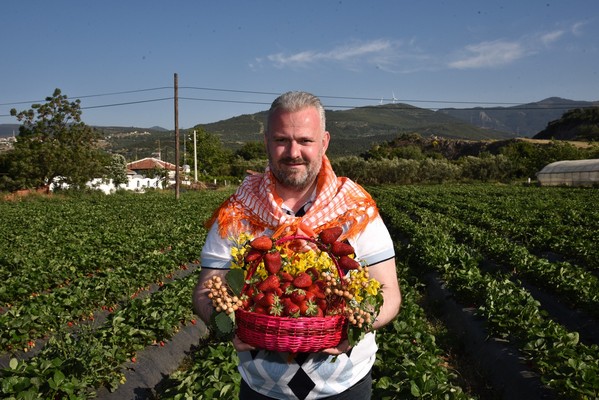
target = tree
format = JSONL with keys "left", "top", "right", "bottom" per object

{"left": 235, "top": 141, "right": 266, "bottom": 160}
{"left": 184, "top": 127, "right": 232, "bottom": 176}
{"left": 6, "top": 89, "right": 108, "bottom": 190}
{"left": 105, "top": 154, "right": 128, "bottom": 187}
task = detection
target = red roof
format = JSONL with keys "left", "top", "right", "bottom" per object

{"left": 127, "top": 157, "right": 178, "bottom": 171}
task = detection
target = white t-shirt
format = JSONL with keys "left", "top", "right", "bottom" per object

{"left": 200, "top": 209, "right": 394, "bottom": 399}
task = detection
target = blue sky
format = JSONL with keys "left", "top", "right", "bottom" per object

{"left": 1, "top": 0, "right": 598, "bottom": 130}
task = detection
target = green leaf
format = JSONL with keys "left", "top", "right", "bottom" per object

{"left": 226, "top": 269, "right": 245, "bottom": 296}
{"left": 9, "top": 358, "right": 18, "bottom": 370}
{"left": 211, "top": 311, "right": 234, "bottom": 340}
{"left": 410, "top": 380, "right": 421, "bottom": 397}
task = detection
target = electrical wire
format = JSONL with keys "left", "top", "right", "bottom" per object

{"left": 1, "top": 85, "right": 597, "bottom": 118}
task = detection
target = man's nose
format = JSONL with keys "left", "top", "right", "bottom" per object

{"left": 286, "top": 141, "right": 301, "bottom": 158}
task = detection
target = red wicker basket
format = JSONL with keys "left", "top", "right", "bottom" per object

{"left": 236, "top": 308, "right": 347, "bottom": 353}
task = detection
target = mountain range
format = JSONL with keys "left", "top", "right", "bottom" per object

{"left": 1, "top": 97, "right": 596, "bottom": 158}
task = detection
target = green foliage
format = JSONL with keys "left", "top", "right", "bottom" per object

{"left": 3, "top": 89, "right": 108, "bottom": 191}
{"left": 536, "top": 107, "right": 599, "bottom": 141}
{"left": 104, "top": 154, "right": 128, "bottom": 187}
{"left": 234, "top": 141, "right": 266, "bottom": 161}
{"left": 185, "top": 127, "right": 233, "bottom": 176}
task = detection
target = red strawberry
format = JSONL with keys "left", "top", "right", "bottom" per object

{"left": 319, "top": 226, "right": 343, "bottom": 244}
{"left": 331, "top": 241, "right": 354, "bottom": 257}
{"left": 280, "top": 297, "right": 294, "bottom": 308}
{"left": 284, "top": 302, "right": 300, "bottom": 317}
{"left": 280, "top": 281, "right": 292, "bottom": 293}
{"left": 258, "top": 275, "right": 280, "bottom": 292}
{"left": 279, "top": 271, "right": 294, "bottom": 282}
{"left": 290, "top": 289, "right": 306, "bottom": 305}
{"left": 316, "top": 299, "right": 327, "bottom": 313}
{"left": 250, "top": 236, "right": 273, "bottom": 251}
{"left": 258, "top": 292, "right": 278, "bottom": 308}
{"left": 306, "top": 267, "right": 320, "bottom": 280}
{"left": 304, "top": 290, "right": 317, "bottom": 303}
{"left": 252, "top": 292, "right": 265, "bottom": 305}
{"left": 244, "top": 249, "right": 263, "bottom": 263}
{"left": 307, "top": 284, "right": 326, "bottom": 299}
{"left": 339, "top": 255, "right": 360, "bottom": 270}
{"left": 253, "top": 305, "right": 268, "bottom": 314}
{"left": 264, "top": 251, "right": 282, "bottom": 275}
{"left": 293, "top": 272, "right": 313, "bottom": 289}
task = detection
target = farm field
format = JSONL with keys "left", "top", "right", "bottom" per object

{"left": 0, "top": 185, "right": 597, "bottom": 399}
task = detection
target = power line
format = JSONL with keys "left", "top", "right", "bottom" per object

{"left": 81, "top": 97, "right": 172, "bottom": 110}
{"left": 0, "top": 87, "right": 171, "bottom": 107}
{"left": 1, "top": 85, "right": 597, "bottom": 119}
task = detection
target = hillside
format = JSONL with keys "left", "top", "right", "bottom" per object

{"left": 200, "top": 103, "right": 513, "bottom": 156}
{"left": 438, "top": 97, "right": 599, "bottom": 137}
{"left": 533, "top": 107, "right": 599, "bottom": 141}
{"left": 3, "top": 97, "right": 596, "bottom": 159}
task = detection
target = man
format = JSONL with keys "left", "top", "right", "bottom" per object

{"left": 193, "top": 91, "right": 401, "bottom": 399}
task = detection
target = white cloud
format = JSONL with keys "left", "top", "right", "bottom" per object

{"left": 448, "top": 40, "right": 526, "bottom": 69}
{"left": 540, "top": 30, "right": 565, "bottom": 46}
{"left": 264, "top": 39, "right": 392, "bottom": 68}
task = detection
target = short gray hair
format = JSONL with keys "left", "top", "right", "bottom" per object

{"left": 266, "top": 91, "right": 326, "bottom": 134}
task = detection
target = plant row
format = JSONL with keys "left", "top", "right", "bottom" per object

{"left": 371, "top": 186, "right": 599, "bottom": 399}
{"left": 0, "top": 266, "right": 202, "bottom": 399}
{"left": 386, "top": 188, "right": 599, "bottom": 318}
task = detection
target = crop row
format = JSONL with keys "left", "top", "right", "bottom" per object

{"left": 371, "top": 185, "right": 599, "bottom": 398}
{"left": 0, "top": 191, "right": 226, "bottom": 352}
{"left": 383, "top": 187, "right": 599, "bottom": 318}
{"left": 2, "top": 186, "right": 597, "bottom": 399}
{"left": 2, "top": 268, "right": 201, "bottom": 398}
{"left": 397, "top": 184, "right": 599, "bottom": 271}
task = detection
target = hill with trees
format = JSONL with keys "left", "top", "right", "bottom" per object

{"left": 533, "top": 107, "right": 599, "bottom": 141}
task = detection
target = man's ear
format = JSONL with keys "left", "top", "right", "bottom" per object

{"left": 322, "top": 131, "right": 330, "bottom": 152}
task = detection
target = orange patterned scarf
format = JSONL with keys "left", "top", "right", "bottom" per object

{"left": 208, "top": 156, "right": 379, "bottom": 240}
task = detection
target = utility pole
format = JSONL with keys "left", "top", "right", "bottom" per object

{"left": 193, "top": 130, "right": 198, "bottom": 182}
{"left": 174, "top": 73, "right": 180, "bottom": 200}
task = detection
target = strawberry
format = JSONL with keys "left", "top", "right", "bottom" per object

{"left": 264, "top": 251, "right": 282, "bottom": 275}
{"left": 304, "top": 290, "right": 317, "bottom": 303}
{"left": 317, "top": 299, "right": 327, "bottom": 312}
{"left": 290, "top": 289, "right": 306, "bottom": 305}
{"left": 284, "top": 302, "right": 300, "bottom": 317}
{"left": 252, "top": 292, "right": 265, "bottom": 305}
{"left": 244, "top": 249, "right": 263, "bottom": 263}
{"left": 258, "top": 292, "right": 278, "bottom": 308}
{"left": 279, "top": 271, "right": 294, "bottom": 282}
{"left": 293, "top": 272, "right": 313, "bottom": 289}
{"left": 306, "top": 267, "right": 320, "bottom": 280}
{"left": 318, "top": 226, "right": 343, "bottom": 244}
{"left": 307, "top": 283, "right": 326, "bottom": 299}
{"left": 252, "top": 305, "right": 268, "bottom": 314}
{"left": 257, "top": 275, "right": 280, "bottom": 292}
{"left": 303, "top": 300, "right": 320, "bottom": 316}
{"left": 331, "top": 241, "right": 354, "bottom": 257}
{"left": 250, "top": 236, "right": 273, "bottom": 251}
{"left": 339, "top": 255, "right": 360, "bottom": 270}
{"left": 280, "top": 281, "right": 292, "bottom": 293}
{"left": 280, "top": 297, "right": 294, "bottom": 308}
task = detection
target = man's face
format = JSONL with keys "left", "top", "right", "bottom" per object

{"left": 266, "top": 107, "right": 330, "bottom": 191}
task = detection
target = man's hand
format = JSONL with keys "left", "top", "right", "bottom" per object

{"left": 320, "top": 339, "right": 352, "bottom": 355}
{"left": 232, "top": 334, "right": 257, "bottom": 352}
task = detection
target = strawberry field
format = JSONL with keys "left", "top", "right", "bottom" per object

{"left": 1, "top": 185, "right": 598, "bottom": 399}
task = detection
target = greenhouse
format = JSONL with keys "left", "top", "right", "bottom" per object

{"left": 537, "top": 159, "right": 599, "bottom": 187}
